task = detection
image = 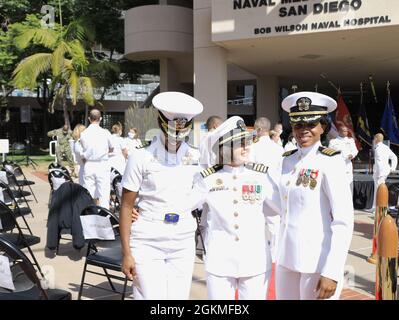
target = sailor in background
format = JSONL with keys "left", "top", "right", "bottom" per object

{"left": 328, "top": 125, "right": 358, "bottom": 191}
{"left": 120, "top": 92, "right": 203, "bottom": 300}
{"left": 108, "top": 123, "right": 129, "bottom": 175}
{"left": 277, "top": 92, "right": 354, "bottom": 300}
{"left": 249, "top": 116, "right": 284, "bottom": 264}
{"left": 371, "top": 133, "right": 398, "bottom": 210}
{"left": 79, "top": 109, "right": 114, "bottom": 208}
{"left": 191, "top": 116, "right": 280, "bottom": 300}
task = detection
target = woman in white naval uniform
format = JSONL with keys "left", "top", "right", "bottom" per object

{"left": 276, "top": 92, "right": 354, "bottom": 300}
{"left": 191, "top": 116, "right": 281, "bottom": 300}
{"left": 119, "top": 92, "right": 203, "bottom": 300}
{"left": 108, "top": 123, "right": 128, "bottom": 175}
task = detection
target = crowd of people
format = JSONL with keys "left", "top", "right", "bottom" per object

{"left": 46, "top": 90, "right": 398, "bottom": 301}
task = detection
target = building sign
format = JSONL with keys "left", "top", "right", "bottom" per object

{"left": 212, "top": 0, "right": 399, "bottom": 41}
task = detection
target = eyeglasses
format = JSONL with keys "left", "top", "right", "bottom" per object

{"left": 292, "top": 122, "right": 319, "bottom": 130}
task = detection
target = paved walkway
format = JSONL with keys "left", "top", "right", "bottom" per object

{"left": 15, "top": 164, "right": 376, "bottom": 300}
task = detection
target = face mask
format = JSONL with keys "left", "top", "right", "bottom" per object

{"left": 128, "top": 132, "right": 135, "bottom": 139}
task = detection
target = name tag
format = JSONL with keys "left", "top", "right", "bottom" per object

{"left": 80, "top": 215, "right": 115, "bottom": 240}
{"left": 0, "top": 256, "right": 15, "bottom": 291}
{"left": 164, "top": 213, "right": 179, "bottom": 223}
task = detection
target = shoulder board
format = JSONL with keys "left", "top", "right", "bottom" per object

{"left": 244, "top": 162, "right": 268, "bottom": 174}
{"left": 200, "top": 165, "right": 223, "bottom": 178}
{"left": 253, "top": 136, "right": 260, "bottom": 144}
{"left": 318, "top": 146, "right": 341, "bottom": 156}
{"left": 135, "top": 141, "right": 151, "bottom": 149}
{"left": 283, "top": 149, "right": 298, "bottom": 157}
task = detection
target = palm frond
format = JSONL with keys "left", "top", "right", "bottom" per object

{"left": 68, "top": 71, "right": 79, "bottom": 105}
{"left": 79, "top": 77, "right": 95, "bottom": 106}
{"left": 51, "top": 41, "right": 71, "bottom": 77}
{"left": 12, "top": 53, "right": 52, "bottom": 89}
{"left": 69, "top": 40, "right": 89, "bottom": 72}
{"left": 64, "top": 18, "right": 95, "bottom": 43}
{"left": 14, "top": 28, "right": 58, "bottom": 49}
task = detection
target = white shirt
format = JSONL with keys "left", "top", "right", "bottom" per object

{"left": 122, "top": 134, "right": 201, "bottom": 238}
{"left": 199, "top": 131, "right": 215, "bottom": 169}
{"left": 126, "top": 138, "right": 142, "bottom": 154}
{"left": 373, "top": 142, "right": 398, "bottom": 177}
{"left": 72, "top": 140, "right": 85, "bottom": 166}
{"left": 278, "top": 141, "right": 354, "bottom": 282}
{"left": 249, "top": 136, "right": 284, "bottom": 172}
{"left": 284, "top": 140, "right": 297, "bottom": 152}
{"left": 192, "top": 164, "right": 281, "bottom": 277}
{"left": 328, "top": 136, "right": 358, "bottom": 179}
{"left": 79, "top": 124, "right": 114, "bottom": 161}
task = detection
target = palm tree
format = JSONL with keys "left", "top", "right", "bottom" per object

{"left": 12, "top": 15, "right": 95, "bottom": 128}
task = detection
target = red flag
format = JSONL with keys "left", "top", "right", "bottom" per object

{"left": 334, "top": 95, "right": 361, "bottom": 149}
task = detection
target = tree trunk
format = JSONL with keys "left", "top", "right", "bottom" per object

{"left": 62, "top": 95, "right": 70, "bottom": 129}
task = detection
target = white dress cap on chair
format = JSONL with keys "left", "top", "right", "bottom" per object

{"left": 152, "top": 92, "right": 204, "bottom": 121}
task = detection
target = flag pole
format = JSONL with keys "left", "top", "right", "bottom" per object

{"left": 320, "top": 74, "right": 340, "bottom": 94}
{"left": 369, "top": 75, "right": 378, "bottom": 103}
{"left": 387, "top": 81, "right": 390, "bottom": 97}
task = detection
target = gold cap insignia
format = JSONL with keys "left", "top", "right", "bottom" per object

{"left": 296, "top": 97, "right": 312, "bottom": 111}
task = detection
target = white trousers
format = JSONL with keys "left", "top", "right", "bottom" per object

{"left": 206, "top": 271, "right": 270, "bottom": 300}
{"left": 371, "top": 173, "right": 388, "bottom": 209}
{"left": 132, "top": 236, "right": 195, "bottom": 300}
{"left": 83, "top": 161, "right": 110, "bottom": 208}
{"left": 276, "top": 265, "right": 343, "bottom": 300}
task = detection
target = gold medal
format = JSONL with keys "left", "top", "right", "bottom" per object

{"left": 302, "top": 176, "right": 310, "bottom": 187}
{"left": 310, "top": 178, "right": 317, "bottom": 190}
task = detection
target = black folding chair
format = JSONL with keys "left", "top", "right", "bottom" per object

{"left": 2, "top": 161, "right": 37, "bottom": 203}
{"left": 78, "top": 205, "right": 129, "bottom": 300}
{"left": 0, "top": 236, "right": 71, "bottom": 300}
{"left": 110, "top": 174, "right": 122, "bottom": 214}
{"left": 0, "top": 182, "right": 33, "bottom": 235}
{"left": 5, "top": 172, "right": 33, "bottom": 217}
{"left": 0, "top": 200, "right": 42, "bottom": 277}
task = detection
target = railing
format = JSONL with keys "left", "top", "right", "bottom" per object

{"left": 227, "top": 97, "right": 254, "bottom": 106}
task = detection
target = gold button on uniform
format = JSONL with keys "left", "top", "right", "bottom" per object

{"left": 233, "top": 175, "right": 238, "bottom": 180}
{"left": 233, "top": 199, "right": 238, "bottom": 204}
{"left": 284, "top": 195, "right": 288, "bottom": 200}
{"left": 235, "top": 236, "right": 239, "bottom": 241}
{"left": 286, "top": 181, "right": 290, "bottom": 186}
{"left": 234, "top": 212, "right": 239, "bottom": 217}
{"left": 233, "top": 187, "right": 237, "bottom": 192}
{"left": 234, "top": 224, "right": 239, "bottom": 230}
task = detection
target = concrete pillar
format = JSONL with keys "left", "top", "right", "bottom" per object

{"left": 194, "top": 0, "right": 227, "bottom": 124}
{"left": 160, "top": 58, "right": 180, "bottom": 93}
{"left": 256, "top": 76, "right": 280, "bottom": 125}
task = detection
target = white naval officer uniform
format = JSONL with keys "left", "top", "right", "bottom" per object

{"left": 108, "top": 134, "right": 128, "bottom": 174}
{"left": 122, "top": 134, "right": 201, "bottom": 300}
{"left": 277, "top": 91, "right": 354, "bottom": 300}
{"left": 121, "top": 91, "right": 204, "bottom": 300}
{"left": 249, "top": 135, "right": 284, "bottom": 263}
{"left": 79, "top": 123, "right": 114, "bottom": 208}
{"left": 328, "top": 136, "right": 358, "bottom": 188}
{"left": 192, "top": 163, "right": 281, "bottom": 300}
{"left": 371, "top": 141, "right": 398, "bottom": 209}
{"left": 277, "top": 142, "right": 354, "bottom": 299}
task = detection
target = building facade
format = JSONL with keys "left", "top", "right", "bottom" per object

{"left": 124, "top": 0, "right": 399, "bottom": 130}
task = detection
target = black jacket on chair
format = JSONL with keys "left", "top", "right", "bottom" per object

{"left": 46, "top": 182, "right": 94, "bottom": 250}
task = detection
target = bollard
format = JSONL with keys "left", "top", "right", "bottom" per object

{"left": 367, "top": 184, "right": 389, "bottom": 264}
{"left": 375, "top": 214, "right": 398, "bottom": 300}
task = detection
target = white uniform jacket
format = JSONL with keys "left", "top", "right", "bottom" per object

{"left": 373, "top": 142, "right": 398, "bottom": 178}
{"left": 278, "top": 141, "right": 354, "bottom": 282}
{"left": 192, "top": 163, "right": 281, "bottom": 278}
{"left": 249, "top": 136, "right": 284, "bottom": 172}
{"left": 328, "top": 136, "right": 358, "bottom": 180}
{"left": 122, "top": 134, "right": 201, "bottom": 240}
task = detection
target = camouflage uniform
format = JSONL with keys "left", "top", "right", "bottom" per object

{"left": 47, "top": 128, "right": 74, "bottom": 174}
